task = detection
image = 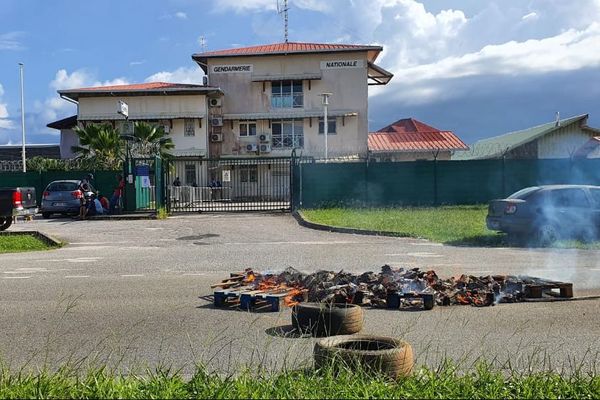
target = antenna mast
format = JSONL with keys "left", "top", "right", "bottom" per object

{"left": 277, "top": 0, "right": 289, "bottom": 43}
{"left": 199, "top": 35, "right": 207, "bottom": 53}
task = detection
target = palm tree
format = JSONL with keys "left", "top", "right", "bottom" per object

{"left": 72, "top": 123, "right": 124, "bottom": 169}
{"left": 131, "top": 122, "right": 174, "bottom": 158}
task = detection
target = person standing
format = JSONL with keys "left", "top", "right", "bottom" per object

{"left": 110, "top": 174, "right": 125, "bottom": 214}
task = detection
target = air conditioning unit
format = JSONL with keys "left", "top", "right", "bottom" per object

{"left": 246, "top": 143, "right": 258, "bottom": 152}
{"left": 209, "top": 98, "right": 222, "bottom": 107}
{"left": 258, "top": 133, "right": 270, "bottom": 143}
{"left": 259, "top": 143, "right": 271, "bottom": 153}
{"left": 211, "top": 117, "right": 223, "bottom": 127}
{"left": 210, "top": 133, "right": 223, "bottom": 142}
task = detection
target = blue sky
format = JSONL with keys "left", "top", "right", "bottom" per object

{"left": 1, "top": 0, "right": 599, "bottom": 145}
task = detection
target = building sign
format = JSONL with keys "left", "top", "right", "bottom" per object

{"left": 321, "top": 60, "right": 364, "bottom": 69}
{"left": 211, "top": 64, "right": 253, "bottom": 74}
{"left": 222, "top": 169, "right": 231, "bottom": 183}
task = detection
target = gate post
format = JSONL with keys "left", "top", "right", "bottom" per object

{"left": 154, "top": 155, "right": 163, "bottom": 210}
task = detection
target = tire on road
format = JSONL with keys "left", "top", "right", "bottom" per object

{"left": 292, "top": 303, "right": 363, "bottom": 337}
{"left": 535, "top": 222, "right": 560, "bottom": 247}
{"left": 0, "top": 217, "right": 12, "bottom": 231}
{"left": 314, "top": 335, "right": 414, "bottom": 379}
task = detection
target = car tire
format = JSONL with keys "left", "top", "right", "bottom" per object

{"left": 0, "top": 217, "right": 12, "bottom": 231}
{"left": 42, "top": 213, "right": 51, "bottom": 219}
{"left": 314, "top": 335, "right": 414, "bottom": 379}
{"left": 535, "top": 223, "right": 559, "bottom": 247}
{"left": 292, "top": 303, "right": 364, "bottom": 337}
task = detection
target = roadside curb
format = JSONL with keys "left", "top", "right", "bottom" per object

{"left": 0, "top": 230, "right": 63, "bottom": 247}
{"left": 292, "top": 211, "right": 409, "bottom": 238}
{"left": 88, "top": 213, "right": 156, "bottom": 221}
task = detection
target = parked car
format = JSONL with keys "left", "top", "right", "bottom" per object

{"left": 0, "top": 187, "right": 38, "bottom": 231}
{"left": 39, "top": 180, "right": 94, "bottom": 218}
{"left": 486, "top": 185, "right": 600, "bottom": 245}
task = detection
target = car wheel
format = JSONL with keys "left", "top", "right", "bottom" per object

{"left": 535, "top": 223, "right": 559, "bottom": 247}
{"left": 505, "top": 232, "right": 524, "bottom": 246}
{"left": 0, "top": 217, "right": 12, "bottom": 231}
{"left": 42, "top": 212, "right": 51, "bottom": 219}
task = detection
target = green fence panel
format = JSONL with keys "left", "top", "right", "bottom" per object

{"left": 300, "top": 162, "right": 367, "bottom": 208}
{"left": 436, "top": 159, "right": 504, "bottom": 204}
{"left": 295, "top": 158, "right": 600, "bottom": 210}
{"left": 0, "top": 170, "right": 119, "bottom": 203}
{"left": 367, "top": 161, "right": 435, "bottom": 206}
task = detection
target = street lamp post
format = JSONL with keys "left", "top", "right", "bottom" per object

{"left": 18, "top": 63, "right": 26, "bottom": 173}
{"left": 320, "top": 93, "right": 332, "bottom": 161}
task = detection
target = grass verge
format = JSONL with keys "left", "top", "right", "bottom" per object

{"left": 0, "top": 234, "right": 54, "bottom": 254}
{"left": 301, "top": 206, "right": 600, "bottom": 249}
{"left": 0, "top": 363, "right": 598, "bottom": 399}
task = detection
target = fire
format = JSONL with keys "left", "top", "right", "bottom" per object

{"left": 284, "top": 288, "right": 306, "bottom": 307}
{"left": 244, "top": 270, "right": 256, "bottom": 283}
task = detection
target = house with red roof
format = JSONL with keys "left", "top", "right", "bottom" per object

{"left": 368, "top": 118, "right": 468, "bottom": 161}
{"left": 48, "top": 41, "right": 394, "bottom": 200}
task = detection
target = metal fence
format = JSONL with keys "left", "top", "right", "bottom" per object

{"left": 165, "top": 157, "right": 292, "bottom": 212}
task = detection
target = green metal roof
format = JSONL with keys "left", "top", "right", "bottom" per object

{"left": 453, "top": 114, "right": 589, "bottom": 160}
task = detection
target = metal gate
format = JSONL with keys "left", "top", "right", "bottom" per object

{"left": 164, "top": 157, "right": 292, "bottom": 212}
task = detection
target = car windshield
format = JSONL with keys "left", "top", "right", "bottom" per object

{"left": 47, "top": 182, "right": 79, "bottom": 192}
{"left": 508, "top": 187, "right": 540, "bottom": 200}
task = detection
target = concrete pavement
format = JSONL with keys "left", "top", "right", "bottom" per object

{"left": 1, "top": 213, "right": 599, "bottom": 374}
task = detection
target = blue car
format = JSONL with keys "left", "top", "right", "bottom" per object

{"left": 486, "top": 185, "right": 600, "bottom": 245}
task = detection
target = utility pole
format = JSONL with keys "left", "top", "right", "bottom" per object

{"left": 320, "top": 93, "right": 332, "bottom": 161}
{"left": 18, "top": 63, "right": 26, "bottom": 173}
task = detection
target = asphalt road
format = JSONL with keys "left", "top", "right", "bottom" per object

{"left": 1, "top": 213, "right": 599, "bottom": 374}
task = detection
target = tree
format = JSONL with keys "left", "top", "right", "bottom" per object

{"left": 131, "top": 121, "right": 174, "bottom": 159}
{"left": 71, "top": 123, "right": 124, "bottom": 169}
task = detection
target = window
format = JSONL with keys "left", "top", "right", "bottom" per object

{"left": 272, "top": 119, "right": 304, "bottom": 149}
{"left": 318, "top": 117, "right": 337, "bottom": 135}
{"left": 239, "top": 122, "right": 257, "bottom": 137}
{"left": 184, "top": 164, "right": 196, "bottom": 185}
{"left": 551, "top": 189, "right": 589, "bottom": 208}
{"left": 184, "top": 118, "right": 195, "bottom": 137}
{"left": 271, "top": 80, "right": 303, "bottom": 108}
{"left": 240, "top": 165, "right": 258, "bottom": 183}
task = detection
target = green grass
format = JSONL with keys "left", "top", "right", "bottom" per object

{"left": 0, "top": 235, "right": 54, "bottom": 254}
{"left": 301, "top": 206, "right": 600, "bottom": 248}
{"left": 0, "top": 363, "right": 598, "bottom": 399}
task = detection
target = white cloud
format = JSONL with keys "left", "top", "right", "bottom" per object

{"left": 50, "top": 68, "right": 129, "bottom": 91}
{"left": 145, "top": 66, "right": 204, "bottom": 84}
{"left": 129, "top": 60, "right": 146, "bottom": 66}
{"left": 0, "top": 31, "right": 25, "bottom": 51}
{"left": 0, "top": 83, "right": 14, "bottom": 130}
{"left": 522, "top": 12, "right": 538, "bottom": 21}
{"left": 160, "top": 11, "right": 189, "bottom": 20}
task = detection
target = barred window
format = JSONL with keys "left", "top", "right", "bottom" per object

{"left": 184, "top": 119, "right": 195, "bottom": 137}
{"left": 271, "top": 119, "right": 304, "bottom": 149}
{"left": 271, "top": 80, "right": 303, "bottom": 109}
{"left": 239, "top": 165, "right": 258, "bottom": 183}
{"left": 318, "top": 117, "right": 337, "bottom": 135}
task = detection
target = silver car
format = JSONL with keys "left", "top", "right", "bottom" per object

{"left": 40, "top": 180, "right": 92, "bottom": 218}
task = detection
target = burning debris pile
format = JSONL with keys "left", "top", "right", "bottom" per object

{"left": 229, "top": 265, "right": 573, "bottom": 309}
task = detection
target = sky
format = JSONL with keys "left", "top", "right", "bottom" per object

{"left": 1, "top": 0, "right": 599, "bottom": 146}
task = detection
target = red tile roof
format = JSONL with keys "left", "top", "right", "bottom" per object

{"left": 193, "top": 42, "right": 383, "bottom": 62}
{"left": 75, "top": 82, "right": 204, "bottom": 91}
{"left": 368, "top": 118, "right": 469, "bottom": 153}
{"left": 58, "top": 82, "right": 222, "bottom": 101}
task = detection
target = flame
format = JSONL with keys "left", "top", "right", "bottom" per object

{"left": 244, "top": 271, "right": 256, "bottom": 283}
{"left": 284, "top": 288, "right": 306, "bottom": 307}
